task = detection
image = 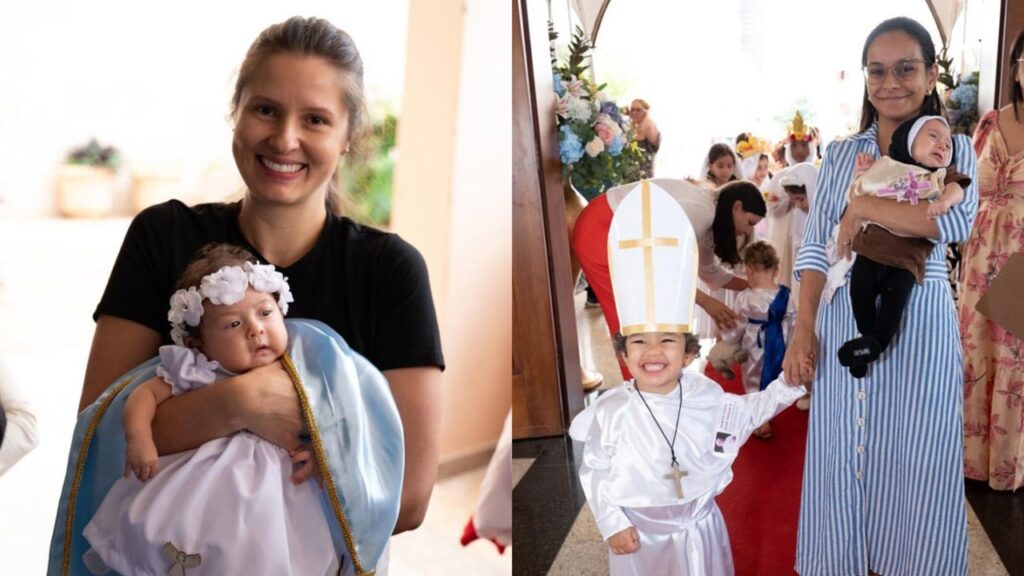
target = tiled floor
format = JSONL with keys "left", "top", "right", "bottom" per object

{"left": 0, "top": 217, "right": 510, "bottom": 575}
{"left": 511, "top": 288, "right": 1021, "bottom": 575}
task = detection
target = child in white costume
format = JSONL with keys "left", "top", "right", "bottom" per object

{"left": 717, "top": 241, "right": 797, "bottom": 395}
{"left": 764, "top": 162, "right": 819, "bottom": 305}
{"left": 569, "top": 181, "right": 806, "bottom": 576}
{"left": 83, "top": 244, "right": 337, "bottom": 576}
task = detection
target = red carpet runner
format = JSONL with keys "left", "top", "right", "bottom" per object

{"left": 705, "top": 362, "right": 808, "bottom": 576}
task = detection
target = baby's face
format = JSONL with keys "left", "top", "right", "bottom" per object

{"left": 911, "top": 119, "right": 952, "bottom": 168}
{"left": 198, "top": 289, "right": 288, "bottom": 373}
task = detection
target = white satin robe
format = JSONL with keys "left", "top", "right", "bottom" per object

{"left": 570, "top": 373, "right": 806, "bottom": 575}
{"left": 718, "top": 287, "right": 797, "bottom": 394}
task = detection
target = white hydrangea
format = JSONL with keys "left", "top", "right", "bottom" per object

{"left": 565, "top": 96, "right": 593, "bottom": 122}
{"left": 585, "top": 136, "right": 605, "bottom": 157}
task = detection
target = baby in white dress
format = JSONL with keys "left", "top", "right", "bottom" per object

{"left": 83, "top": 243, "right": 338, "bottom": 576}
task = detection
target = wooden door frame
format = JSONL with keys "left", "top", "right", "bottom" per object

{"left": 512, "top": 0, "right": 584, "bottom": 439}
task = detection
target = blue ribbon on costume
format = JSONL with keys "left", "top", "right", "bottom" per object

{"left": 748, "top": 285, "right": 790, "bottom": 391}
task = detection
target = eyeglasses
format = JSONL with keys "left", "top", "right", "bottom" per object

{"left": 862, "top": 59, "right": 927, "bottom": 85}
{"left": 629, "top": 107, "right": 644, "bottom": 113}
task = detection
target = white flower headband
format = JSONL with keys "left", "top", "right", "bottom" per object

{"left": 167, "top": 261, "right": 294, "bottom": 346}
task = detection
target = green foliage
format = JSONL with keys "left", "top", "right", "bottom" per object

{"left": 937, "top": 47, "right": 956, "bottom": 91}
{"left": 342, "top": 113, "right": 397, "bottom": 226}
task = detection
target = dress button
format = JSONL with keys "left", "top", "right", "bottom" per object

{"left": 857, "top": 446, "right": 865, "bottom": 454}
{"left": 858, "top": 391, "right": 866, "bottom": 400}
{"left": 857, "top": 418, "right": 865, "bottom": 427}
{"left": 856, "top": 470, "right": 863, "bottom": 480}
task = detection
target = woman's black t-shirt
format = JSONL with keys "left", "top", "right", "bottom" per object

{"left": 94, "top": 200, "right": 445, "bottom": 372}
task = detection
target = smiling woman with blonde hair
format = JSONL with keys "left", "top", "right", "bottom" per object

{"left": 65, "top": 16, "right": 444, "bottom": 574}
{"left": 628, "top": 98, "right": 661, "bottom": 177}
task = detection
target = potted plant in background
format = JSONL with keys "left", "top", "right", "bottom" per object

{"left": 57, "top": 139, "right": 121, "bottom": 218}
{"left": 131, "top": 167, "right": 182, "bottom": 214}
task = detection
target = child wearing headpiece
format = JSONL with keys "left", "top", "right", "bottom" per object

{"left": 569, "top": 181, "right": 806, "bottom": 575}
{"left": 700, "top": 142, "right": 743, "bottom": 187}
{"left": 77, "top": 243, "right": 403, "bottom": 576}
{"left": 826, "top": 115, "right": 970, "bottom": 377}
{"left": 735, "top": 133, "right": 773, "bottom": 191}
{"left": 783, "top": 111, "right": 818, "bottom": 167}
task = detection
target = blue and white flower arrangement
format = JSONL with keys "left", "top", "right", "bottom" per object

{"left": 550, "top": 26, "right": 647, "bottom": 200}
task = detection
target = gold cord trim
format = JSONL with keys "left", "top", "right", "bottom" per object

{"left": 61, "top": 376, "right": 137, "bottom": 575}
{"left": 282, "top": 353, "right": 373, "bottom": 576}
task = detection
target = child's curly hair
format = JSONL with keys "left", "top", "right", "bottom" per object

{"left": 683, "top": 333, "right": 701, "bottom": 357}
{"left": 741, "top": 240, "right": 780, "bottom": 270}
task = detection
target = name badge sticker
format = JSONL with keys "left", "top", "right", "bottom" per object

{"left": 713, "top": 398, "right": 743, "bottom": 455}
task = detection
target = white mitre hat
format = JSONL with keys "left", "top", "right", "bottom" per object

{"left": 608, "top": 180, "right": 699, "bottom": 336}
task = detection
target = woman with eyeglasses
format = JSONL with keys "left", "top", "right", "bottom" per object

{"left": 627, "top": 99, "right": 660, "bottom": 177}
{"left": 960, "top": 29, "right": 1024, "bottom": 493}
{"left": 781, "top": 17, "right": 976, "bottom": 576}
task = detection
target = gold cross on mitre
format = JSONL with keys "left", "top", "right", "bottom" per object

{"left": 664, "top": 461, "right": 688, "bottom": 498}
{"left": 608, "top": 179, "right": 699, "bottom": 336}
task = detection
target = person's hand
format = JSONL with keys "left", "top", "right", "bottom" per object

{"left": 289, "top": 446, "right": 323, "bottom": 488}
{"left": 701, "top": 297, "right": 739, "bottom": 330}
{"left": 607, "top": 526, "right": 640, "bottom": 555}
{"left": 783, "top": 322, "right": 818, "bottom": 387}
{"left": 854, "top": 153, "right": 876, "bottom": 176}
{"left": 928, "top": 198, "right": 953, "bottom": 218}
{"left": 237, "top": 360, "right": 304, "bottom": 451}
{"left": 836, "top": 198, "right": 867, "bottom": 261}
{"left": 124, "top": 438, "right": 160, "bottom": 482}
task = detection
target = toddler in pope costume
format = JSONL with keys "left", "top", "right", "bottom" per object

{"left": 569, "top": 181, "right": 807, "bottom": 575}
{"left": 50, "top": 243, "right": 403, "bottom": 576}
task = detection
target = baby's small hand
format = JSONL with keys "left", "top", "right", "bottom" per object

{"left": 854, "top": 153, "right": 875, "bottom": 175}
{"left": 124, "top": 440, "right": 160, "bottom": 482}
{"left": 928, "top": 200, "right": 951, "bottom": 218}
{"left": 289, "top": 447, "right": 323, "bottom": 488}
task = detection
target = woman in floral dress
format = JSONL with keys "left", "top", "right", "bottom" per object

{"left": 960, "top": 30, "right": 1024, "bottom": 491}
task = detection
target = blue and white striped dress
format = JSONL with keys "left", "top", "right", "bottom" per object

{"left": 793, "top": 123, "right": 977, "bottom": 576}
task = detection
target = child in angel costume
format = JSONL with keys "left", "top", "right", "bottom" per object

{"left": 826, "top": 115, "right": 970, "bottom": 377}
{"left": 51, "top": 243, "right": 403, "bottom": 576}
{"left": 735, "top": 133, "right": 773, "bottom": 192}
{"left": 569, "top": 181, "right": 806, "bottom": 576}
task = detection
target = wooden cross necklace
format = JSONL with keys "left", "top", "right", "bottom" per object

{"left": 635, "top": 380, "right": 687, "bottom": 498}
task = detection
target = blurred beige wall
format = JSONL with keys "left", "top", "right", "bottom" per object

{"left": 392, "top": 0, "right": 512, "bottom": 465}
